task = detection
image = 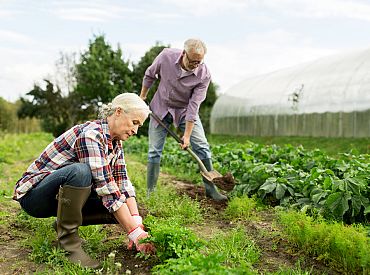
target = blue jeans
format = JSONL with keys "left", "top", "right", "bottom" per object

{"left": 148, "top": 113, "right": 212, "bottom": 163}
{"left": 19, "top": 163, "right": 108, "bottom": 218}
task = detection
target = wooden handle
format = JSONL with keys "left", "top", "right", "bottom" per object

{"left": 149, "top": 112, "right": 208, "bottom": 173}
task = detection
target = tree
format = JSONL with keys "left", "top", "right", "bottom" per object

{"left": 18, "top": 80, "right": 74, "bottom": 137}
{"left": 199, "top": 81, "right": 218, "bottom": 133}
{"left": 74, "top": 34, "right": 133, "bottom": 121}
{"left": 131, "top": 42, "right": 168, "bottom": 136}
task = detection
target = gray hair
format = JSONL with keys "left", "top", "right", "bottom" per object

{"left": 98, "top": 93, "right": 150, "bottom": 119}
{"left": 184, "top": 38, "right": 207, "bottom": 55}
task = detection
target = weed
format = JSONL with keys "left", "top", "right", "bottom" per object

{"left": 224, "top": 196, "right": 260, "bottom": 221}
{"left": 207, "top": 226, "right": 260, "bottom": 268}
{"left": 144, "top": 216, "right": 204, "bottom": 262}
{"left": 278, "top": 210, "right": 370, "bottom": 273}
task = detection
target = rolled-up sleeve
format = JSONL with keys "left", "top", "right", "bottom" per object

{"left": 185, "top": 77, "right": 210, "bottom": 122}
{"left": 74, "top": 130, "right": 126, "bottom": 213}
{"left": 142, "top": 50, "right": 163, "bottom": 89}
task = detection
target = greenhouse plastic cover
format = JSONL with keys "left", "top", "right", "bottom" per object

{"left": 211, "top": 48, "right": 370, "bottom": 118}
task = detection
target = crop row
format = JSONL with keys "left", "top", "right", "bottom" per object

{"left": 124, "top": 137, "right": 370, "bottom": 223}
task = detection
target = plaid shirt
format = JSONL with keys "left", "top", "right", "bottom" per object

{"left": 13, "top": 119, "right": 135, "bottom": 213}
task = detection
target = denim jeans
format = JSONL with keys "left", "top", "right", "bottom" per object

{"left": 148, "top": 113, "right": 212, "bottom": 163}
{"left": 19, "top": 163, "right": 109, "bottom": 218}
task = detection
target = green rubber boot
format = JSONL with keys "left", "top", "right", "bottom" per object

{"left": 147, "top": 162, "right": 160, "bottom": 197}
{"left": 201, "top": 159, "right": 228, "bottom": 202}
{"left": 56, "top": 185, "right": 100, "bottom": 268}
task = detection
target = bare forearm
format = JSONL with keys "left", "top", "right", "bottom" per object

{"left": 184, "top": 121, "right": 194, "bottom": 139}
{"left": 113, "top": 203, "right": 137, "bottom": 232}
{"left": 125, "top": 197, "right": 139, "bottom": 215}
{"left": 140, "top": 86, "right": 149, "bottom": 100}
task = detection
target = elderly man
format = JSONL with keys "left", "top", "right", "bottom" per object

{"left": 140, "top": 38, "right": 227, "bottom": 202}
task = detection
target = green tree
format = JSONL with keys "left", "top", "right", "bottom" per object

{"left": 18, "top": 80, "right": 74, "bottom": 137}
{"left": 0, "top": 97, "right": 18, "bottom": 132}
{"left": 74, "top": 34, "right": 133, "bottom": 120}
{"left": 199, "top": 81, "right": 218, "bottom": 133}
{"left": 131, "top": 42, "right": 168, "bottom": 136}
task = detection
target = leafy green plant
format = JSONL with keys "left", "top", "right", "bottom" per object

{"left": 144, "top": 216, "right": 204, "bottom": 262}
{"left": 152, "top": 251, "right": 255, "bottom": 275}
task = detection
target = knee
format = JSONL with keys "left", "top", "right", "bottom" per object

{"left": 69, "top": 163, "right": 92, "bottom": 187}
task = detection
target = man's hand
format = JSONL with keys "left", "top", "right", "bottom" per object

{"left": 181, "top": 135, "right": 190, "bottom": 150}
{"left": 127, "top": 226, "right": 155, "bottom": 254}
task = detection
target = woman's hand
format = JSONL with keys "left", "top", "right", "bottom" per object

{"left": 127, "top": 226, "right": 155, "bottom": 254}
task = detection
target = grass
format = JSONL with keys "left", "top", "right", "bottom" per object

{"left": 1, "top": 132, "right": 369, "bottom": 274}
{"left": 208, "top": 134, "right": 369, "bottom": 155}
{"left": 224, "top": 195, "right": 262, "bottom": 221}
{"left": 278, "top": 210, "right": 370, "bottom": 273}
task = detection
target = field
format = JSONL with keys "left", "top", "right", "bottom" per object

{"left": 0, "top": 132, "right": 369, "bottom": 274}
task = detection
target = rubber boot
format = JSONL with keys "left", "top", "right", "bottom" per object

{"left": 53, "top": 212, "right": 117, "bottom": 231}
{"left": 201, "top": 159, "right": 228, "bottom": 202}
{"left": 56, "top": 185, "right": 100, "bottom": 268}
{"left": 147, "top": 162, "right": 160, "bottom": 197}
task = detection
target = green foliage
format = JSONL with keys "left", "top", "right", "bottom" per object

{"left": 271, "top": 260, "right": 313, "bottom": 275}
{"left": 0, "top": 97, "right": 40, "bottom": 133}
{"left": 152, "top": 251, "right": 254, "bottom": 275}
{"left": 278, "top": 210, "right": 370, "bottom": 273}
{"left": 17, "top": 80, "right": 75, "bottom": 136}
{"left": 144, "top": 216, "right": 204, "bottom": 262}
{"left": 209, "top": 135, "right": 370, "bottom": 156}
{"left": 199, "top": 81, "right": 219, "bottom": 133}
{"left": 224, "top": 196, "right": 259, "bottom": 221}
{"left": 131, "top": 41, "right": 168, "bottom": 95}
{"left": 143, "top": 184, "right": 203, "bottom": 225}
{"left": 0, "top": 132, "right": 53, "bottom": 165}
{"left": 207, "top": 226, "right": 260, "bottom": 268}
{"left": 131, "top": 42, "right": 168, "bottom": 137}
{"left": 124, "top": 136, "right": 370, "bottom": 223}
{"left": 75, "top": 34, "right": 133, "bottom": 121}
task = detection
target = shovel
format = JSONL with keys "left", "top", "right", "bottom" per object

{"left": 150, "top": 112, "right": 235, "bottom": 192}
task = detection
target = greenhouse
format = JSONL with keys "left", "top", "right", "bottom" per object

{"left": 210, "top": 48, "right": 370, "bottom": 137}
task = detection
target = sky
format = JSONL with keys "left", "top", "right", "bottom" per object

{"left": 2, "top": 0, "right": 370, "bottom": 102}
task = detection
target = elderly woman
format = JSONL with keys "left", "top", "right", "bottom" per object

{"left": 13, "top": 93, "right": 154, "bottom": 268}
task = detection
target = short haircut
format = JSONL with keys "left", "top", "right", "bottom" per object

{"left": 184, "top": 38, "right": 207, "bottom": 55}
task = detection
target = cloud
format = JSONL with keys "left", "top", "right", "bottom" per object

{"left": 49, "top": 0, "right": 182, "bottom": 22}
{"left": 263, "top": 0, "right": 370, "bottom": 22}
{"left": 0, "top": 47, "right": 56, "bottom": 101}
{"left": 0, "top": 29, "right": 33, "bottom": 44}
{"left": 160, "top": 0, "right": 249, "bottom": 16}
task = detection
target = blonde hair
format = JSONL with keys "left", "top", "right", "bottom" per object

{"left": 98, "top": 93, "right": 150, "bottom": 119}
{"left": 184, "top": 38, "right": 207, "bottom": 55}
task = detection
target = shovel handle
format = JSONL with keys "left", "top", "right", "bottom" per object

{"left": 149, "top": 112, "right": 208, "bottom": 174}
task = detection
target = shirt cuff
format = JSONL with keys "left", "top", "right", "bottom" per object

{"left": 109, "top": 194, "right": 127, "bottom": 213}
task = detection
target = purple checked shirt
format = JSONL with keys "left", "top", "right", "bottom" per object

{"left": 142, "top": 48, "right": 211, "bottom": 127}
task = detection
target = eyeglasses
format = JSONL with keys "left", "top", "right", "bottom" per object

{"left": 184, "top": 51, "right": 203, "bottom": 66}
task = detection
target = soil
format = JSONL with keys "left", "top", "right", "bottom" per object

{"left": 212, "top": 172, "right": 236, "bottom": 191}
{"left": 0, "top": 173, "right": 342, "bottom": 274}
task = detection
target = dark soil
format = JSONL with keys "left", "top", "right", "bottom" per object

{"left": 212, "top": 172, "right": 236, "bottom": 191}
